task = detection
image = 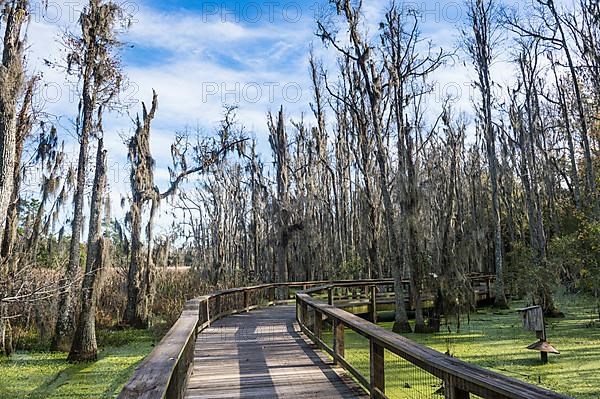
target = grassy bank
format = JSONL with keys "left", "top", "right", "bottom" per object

{"left": 324, "top": 292, "right": 600, "bottom": 398}
{"left": 0, "top": 329, "right": 154, "bottom": 399}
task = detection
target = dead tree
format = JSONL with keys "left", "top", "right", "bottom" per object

{"left": 68, "top": 138, "right": 108, "bottom": 362}
{"left": 504, "top": 0, "right": 598, "bottom": 215}
{"left": 123, "top": 92, "right": 159, "bottom": 329}
{"left": 1, "top": 76, "right": 36, "bottom": 261}
{"left": 511, "top": 40, "right": 561, "bottom": 314}
{"left": 268, "top": 108, "right": 292, "bottom": 285}
{"left": 382, "top": 5, "right": 450, "bottom": 332}
{"left": 464, "top": 0, "right": 508, "bottom": 308}
{"left": 0, "top": 0, "right": 28, "bottom": 247}
{"left": 267, "top": 108, "right": 304, "bottom": 291}
{"left": 53, "top": 0, "right": 126, "bottom": 350}
{"left": 318, "top": 0, "right": 412, "bottom": 332}
{"left": 123, "top": 100, "right": 247, "bottom": 327}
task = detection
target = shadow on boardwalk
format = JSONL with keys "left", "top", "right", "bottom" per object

{"left": 184, "top": 305, "right": 366, "bottom": 398}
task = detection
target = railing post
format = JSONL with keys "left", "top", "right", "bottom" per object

{"left": 370, "top": 339, "right": 385, "bottom": 398}
{"left": 314, "top": 309, "right": 322, "bottom": 341}
{"left": 333, "top": 319, "right": 344, "bottom": 365}
{"left": 444, "top": 379, "right": 470, "bottom": 399}
{"left": 215, "top": 295, "right": 222, "bottom": 318}
{"left": 301, "top": 302, "right": 308, "bottom": 326}
{"left": 328, "top": 287, "right": 334, "bottom": 306}
{"left": 206, "top": 300, "right": 211, "bottom": 326}
{"left": 370, "top": 285, "right": 377, "bottom": 323}
{"left": 244, "top": 290, "right": 249, "bottom": 312}
{"left": 296, "top": 297, "right": 301, "bottom": 323}
{"left": 269, "top": 286, "right": 275, "bottom": 304}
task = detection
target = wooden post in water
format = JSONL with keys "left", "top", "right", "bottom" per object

{"left": 370, "top": 285, "right": 377, "bottom": 323}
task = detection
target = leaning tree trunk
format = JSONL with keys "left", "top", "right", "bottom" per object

{"left": 0, "top": 1, "right": 28, "bottom": 358}
{"left": 0, "top": 0, "right": 27, "bottom": 248}
{"left": 1, "top": 77, "right": 35, "bottom": 261}
{"left": 552, "top": 62, "right": 581, "bottom": 210}
{"left": 69, "top": 138, "right": 108, "bottom": 362}
{"left": 0, "top": 75, "right": 32, "bottom": 352}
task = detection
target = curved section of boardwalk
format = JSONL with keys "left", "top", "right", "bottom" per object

{"left": 185, "top": 305, "right": 366, "bottom": 399}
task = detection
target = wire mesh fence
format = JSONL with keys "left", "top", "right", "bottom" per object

{"left": 384, "top": 350, "right": 444, "bottom": 399}
{"left": 343, "top": 329, "right": 371, "bottom": 384}
{"left": 320, "top": 314, "right": 334, "bottom": 351}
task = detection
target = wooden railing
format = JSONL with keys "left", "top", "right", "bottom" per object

{"left": 118, "top": 280, "right": 376, "bottom": 399}
{"left": 118, "top": 276, "right": 548, "bottom": 399}
{"left": 296, "top": 281, "right": 573, "bottom": 399}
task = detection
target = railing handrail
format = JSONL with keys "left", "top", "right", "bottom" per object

{"left": 118, "top": 279, "right": 394, "bottom": 399}
{"left": 296, "top": 281, "right": 572, "bottom": 399}
{"left": 117, "top": 275, "right": 501, "bottom": 399}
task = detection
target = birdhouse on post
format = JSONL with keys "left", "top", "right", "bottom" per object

{"left": 517, "top": 305, "right": 559, "bottom": 364}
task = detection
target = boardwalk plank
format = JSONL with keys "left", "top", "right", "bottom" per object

{"left": 184, "top": 305, "right": 367, "bottom": 399}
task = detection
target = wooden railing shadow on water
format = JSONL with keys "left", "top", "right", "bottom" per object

{"left": 118, "top": 278, "right": 573, "bottom": 399}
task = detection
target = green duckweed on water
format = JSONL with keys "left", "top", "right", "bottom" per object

{"left": 323, "top": 292, "right": 600, "bottom": 399}
{"left": 0, "top": 329, "right": 154, "bottom": 399}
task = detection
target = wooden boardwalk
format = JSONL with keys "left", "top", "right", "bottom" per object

{"left": 184, "top": 305, "right": 367, "bottom": 399}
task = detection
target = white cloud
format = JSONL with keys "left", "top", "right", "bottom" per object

{"left": 20, "top": 0, "right": 526, "bottom": 235}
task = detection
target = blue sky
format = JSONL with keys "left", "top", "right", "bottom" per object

{"left": 24, "top": 0, "right": 339, "bottom": 231}
{"left": 23, "top": 0, "right": 521, "bottom": 234}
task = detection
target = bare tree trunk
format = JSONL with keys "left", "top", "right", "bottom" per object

{"left": 269, "top": 108, "right": 293, "bottom": 290}
{"left": 124, "top": 93, "right": 158, "bottom": 328}
{"left": 53, "top": 72, "right": 94, "bottom": 351}
{"left": 551, "top": 61, "right": 581, "bottom": 210}
{"left": 69, "top": 138, "right": 107, "bottom": 362}
{"left": 1, "top": 78, "right": 34, "bottom": 261}
{"left": 53, "top": 0, "right": 108, "bottom": 349}
{"left": 0, "top": 0, "right": 27, "bottom": 247}
{"left": 543, "top": 0, "right": 598, "bottom": 213}
{"left": 1, "top": 314, "right": 13, "bottom": 357}
{"left": 465, "top": 0, "right": 508, "bottom": 308}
